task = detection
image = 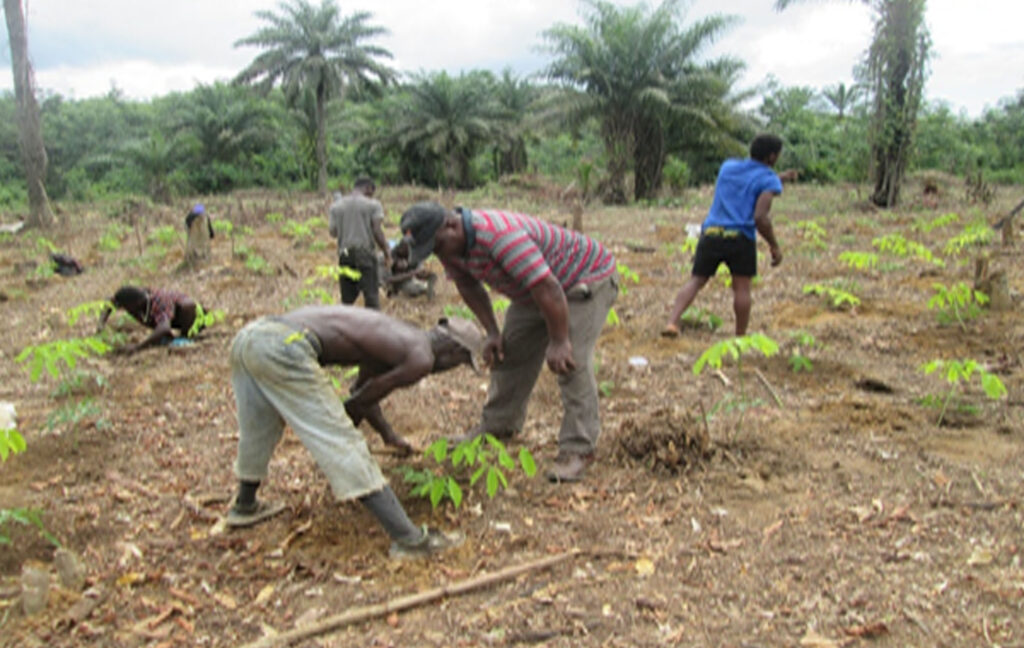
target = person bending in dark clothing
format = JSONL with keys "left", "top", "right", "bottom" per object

{"left": 97, "top": 285, "right": 202, "bottom": 354}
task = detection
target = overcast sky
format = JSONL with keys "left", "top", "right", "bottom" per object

{"left": 1, "top": 0, "right": 1020, "bottom": 117}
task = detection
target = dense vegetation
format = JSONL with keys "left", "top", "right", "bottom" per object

{"left": 0, "top": 0, "right": 1021, "bottom": 213}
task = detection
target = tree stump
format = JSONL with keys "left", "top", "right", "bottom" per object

{"left": 570, "top": 200, "right": 584, "bottom": 233}
{"left": 183, "top": 212, "right": 212, "bottom": 268}
{"left": 974, "top": 254, "right": 1011, "bottom": 312}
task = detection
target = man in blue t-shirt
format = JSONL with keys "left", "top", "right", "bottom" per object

{"left": 663, "top": 134, "right": 795, "bottom": 337}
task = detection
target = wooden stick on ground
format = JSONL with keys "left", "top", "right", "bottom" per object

{"left": 753, "top": 368, "right": 783, "bottom": 408}
{"left": 237, "top": 550, "right": 579, "bottom": 648}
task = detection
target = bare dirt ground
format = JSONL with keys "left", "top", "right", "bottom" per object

{"left": 1, "top": 179, "right": 1022, "bottom": 647}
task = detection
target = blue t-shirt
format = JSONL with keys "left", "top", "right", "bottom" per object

{"left": 703, "top": 159, "right": 783, "bottom": 241}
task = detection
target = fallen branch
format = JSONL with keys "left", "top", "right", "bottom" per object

{"left": 753, "top": 368, "right": 783, "bottom": 408}
{"left": 238, "top": 550, "right": 579, "bottom": 648}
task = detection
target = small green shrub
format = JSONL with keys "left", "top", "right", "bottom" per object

{"left": 401, "top": 435, "right": 537, "bottom": 508}
{"left": 920, "top": 358, "right": 1006, "bottom": 425}
{"left": 188, "top": 304, "right": 227, "bottom": 338}
{"left": 928, "top": 282, "right": 987, "bottom": 330}
{"left": 679, "top": 307, "right": 722, "bottom": 331}
{"left": 149, "top": 225, "right": 180, "bottom": 247}
{"left": 802, "top": 283, "right": 860, "bottom": 310}
{"left": 944, "top": 221, "right": 993, "bottom": 256}
{"left": 838, "top": 251, "right": 878, "bottom": 271}
{"left": 616, "top": 262, "right": 640, "bottom": 294}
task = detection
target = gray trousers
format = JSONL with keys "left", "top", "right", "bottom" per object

{"left": 231, "top": 319, "right": 386, "bottom": 500}
{"left": 480, "top": 275, "right": 618, "bottom": 455}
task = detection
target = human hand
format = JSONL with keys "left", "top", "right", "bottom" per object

{"left": 344, "top": 400, "right": 365, "bottom": 426}
{"left": 545, "top": 339, "right": 576, "bottom": 375}
{"left": 483, "top": 332, "right": 504, "bottom": 368}
{"left": 770, "top": 245, "right": 783, "bottom": 267}
{"left": 778, "top": 169, "right": 799, "bottom": 183}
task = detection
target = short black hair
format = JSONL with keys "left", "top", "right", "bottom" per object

{"left": 750, "top": 134, "right": 783, "bottom": 163}
{"left": 113, "top": 285, "right": 147, "bottom": 310}
{"left": 354, "top": 176, "right": 375, "bottom": 191}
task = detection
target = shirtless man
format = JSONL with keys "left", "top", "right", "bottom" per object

{"left": 227, "top": 306, "right": 482, "bottom": 558}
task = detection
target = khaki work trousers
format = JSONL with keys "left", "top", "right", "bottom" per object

{"left": 230, "top": 318, "right": 386, "bottom": 500}
{"left": 480, "top": 275, "right": 618, "bottom": 456}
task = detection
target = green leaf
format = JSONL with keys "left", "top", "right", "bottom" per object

{"left": 426, "top": 438, "right": 448, "bottom": 463}
{"left": 447, "top": 477, "right": 463, "bottom": 508}
{"left": 429, "top": 478, "right": 445, "bottom": 508}
{"left": 518, "top": 447, "right": 537, "bottom": 477}
{"left": 8, "top": 429, "right": 25, "bottom": 454}
{"left": 470, "top": 466, "right": 486, "bottom": 486}
{"left": 497, "top": 449, "right": 515, "bottom": 470}
{"left": 486, "top": 467, "right": 499, "bottom": 498}
{"left": 980, "top": 372, "right": 1007, "bottom": 399}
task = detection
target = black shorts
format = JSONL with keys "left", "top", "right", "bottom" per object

{"left": 692, "top": 233, "right": 757, "bottom": 278}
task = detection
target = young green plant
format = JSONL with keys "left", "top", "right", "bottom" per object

{"left": 401, "top": 435, "right": 537, "bottom": 509}
{"left": 920, "top": 358, "right": 1006, "bottom": 426}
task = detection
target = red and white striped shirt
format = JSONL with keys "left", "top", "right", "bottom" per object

{"left": 443, "top": 209, "right": 615, "bottom": 303}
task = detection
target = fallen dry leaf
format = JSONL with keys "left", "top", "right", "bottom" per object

{"left": 254, "top": 584, "right": 275, "bottom": 606}
{"left": 844, "top": 622, "right": 889, "bottom": 638}
{"left": 967, "top": 547, "right": 994, "bottom": 566}
{"left": 634, "top": 557, "right": 655, "bottom": 577}
{"left": 212, "top": 591, "right": 237, "bottom": 610}
{"left": 799, "top": 628, "right": 839, "bottom": 648}
{"left": 386, "top": 611, "right": 399, "bottom": 627}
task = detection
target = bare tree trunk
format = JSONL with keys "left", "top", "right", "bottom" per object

{"left": 4, "top": 0, "right": 55, "bottom": 228}
{"left": 315, "top": 82, "right": 328, "bottom": 195}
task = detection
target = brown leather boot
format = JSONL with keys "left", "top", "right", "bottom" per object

{"left": 545, "top": 452, "right": 595, "bottom": 483}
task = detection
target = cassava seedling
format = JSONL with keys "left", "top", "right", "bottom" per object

{"left": 401, "top": 435, "right": 537, "bottom": 509}
{"left": 920, "top": 358, "right": 1006, "bottom": 426}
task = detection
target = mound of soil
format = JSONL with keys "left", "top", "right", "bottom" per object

{"left": 612, "top": 407, "right": 710, "bottom": 474}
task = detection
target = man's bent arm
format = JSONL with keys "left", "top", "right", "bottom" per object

{"left": 528, "top": 274, "right": 575, "bottom": 374}
{"left": 344, "top": 354, "right": 432, "bottom": 415}
{"left": 754, "top": 191, "right": 779, "bottom": 249}
{"left": 454, "top": 275, "right": 499, "bottom": 337}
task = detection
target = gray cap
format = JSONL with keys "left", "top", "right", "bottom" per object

{"left": 437, "top": 317, "right": 484, "bottom": 372}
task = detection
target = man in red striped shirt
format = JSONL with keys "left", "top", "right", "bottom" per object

{"left": 400, "top": 203, "right": 618, "bottom": 482}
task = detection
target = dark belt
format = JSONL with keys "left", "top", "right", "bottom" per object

{"left": 269, "top": 317, "right": 323, "bottom": 360}
{"left": 703, "top": 227, "right": 740, "bottom": 238}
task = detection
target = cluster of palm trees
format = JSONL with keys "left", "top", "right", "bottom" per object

{"left": 234, "top": 0, "right": 754, "bottom": 203}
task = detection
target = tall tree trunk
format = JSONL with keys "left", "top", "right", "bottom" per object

{"left": 4, "top": 0, "right": 55, "bottom": 228}
{"left": 315, "top": 82, "right": 328, "bottom": 195}
{"left": 633, "top": 117, "right": 664, "bottom": 201}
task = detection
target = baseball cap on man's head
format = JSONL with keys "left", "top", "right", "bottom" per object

{"left": 437, "top": 317, "right": 484, "bottom": 372}
{"left": 400, "top": 202, "right": 447, "bottom": 267}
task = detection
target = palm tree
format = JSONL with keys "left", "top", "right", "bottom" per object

{"left": 4, "top": 0, "right": 55, "bottom": 227}
{"left": 491, "top": 69, "right": 538, "bottom": 178}
{"left": 544, "top": 0, "right": 737, "bottom": 203}
{"left": 775, "top": 0, "right": 930, "bottom": 206}
{"left": 383, "top": 71, "right": 498, "bottom": 188}
{"left": 822, "top": 82, "right": 862, "bottom": 120}
{"left": 234, "top": 0, "right": 394, "bottom": 193}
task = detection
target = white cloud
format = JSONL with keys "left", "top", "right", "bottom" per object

{"left": 0, "top": 0, "right": 1020, "bottom": 116}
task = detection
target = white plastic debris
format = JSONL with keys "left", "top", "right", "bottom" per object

{"left": 0, "top": 402, "right": 16, "bottom": 430}
{"left": 628, "top": 356, "right": 649, "bottom": 368}
{"left": 685, "top": 223, "right": 702, "bottom": 239}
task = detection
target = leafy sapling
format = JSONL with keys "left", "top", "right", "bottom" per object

{"left": 693, "top": 333, "right": 780, "bottom": 437}
{"left": 187, "top": 304, "right": 227, "bottom": 338}
{"left": 802, "top": 283, "right": 861, "bottom": 310}
{"left": 928, "top": 282, "right": 988, "bottom": 330}
{"left": 401, "top": 435, "right": 537, "bottom": 509}
{"left": 920, "top": 358, "right": 1007, "bottom": 426}
{"left": 838, "top": 251, "right": 878, "bottom": 271}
